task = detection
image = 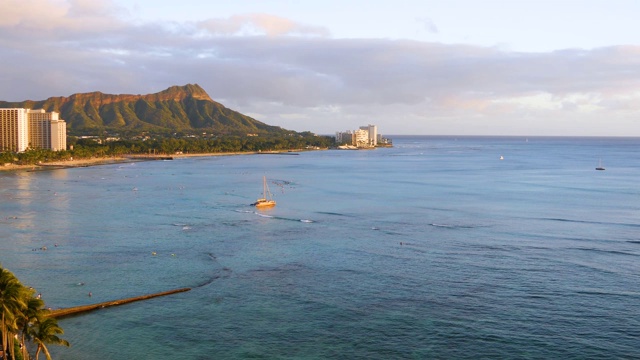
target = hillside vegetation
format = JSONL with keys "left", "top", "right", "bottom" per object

{"left": 0, "top": 84, "right": 287, "bottom": 135}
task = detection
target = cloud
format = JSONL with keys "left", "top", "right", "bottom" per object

{"left": 0, "top": 0, "right": 126, "bottom": 34}
{"left": 1, "top": 0, "right": 640, "bottom": 135}
{"left": 197, "top": 13, "right": 330, "bottom": 37}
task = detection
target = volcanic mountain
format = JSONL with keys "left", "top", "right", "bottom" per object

{"left": 0, "top": 84, "right": 286, "bottom": 135}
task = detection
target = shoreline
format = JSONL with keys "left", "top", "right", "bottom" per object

{"left": 0, "top": 157, "right": 133, "bottom": 172}
{"left": 0, "top": 149, "right": 325, "bottom": 172}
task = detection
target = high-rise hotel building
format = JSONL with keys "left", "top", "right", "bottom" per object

{"left": 0, "top": 108, "right": 67, "bottom": 152}
{"left": 359, "top": 124, "right": 378, "bottom": 146}
{"left": 0, "top": 108, "right": 29, "bottom": 152}
{"left": 335, "top": 124, "right": 381, "bottom": 147}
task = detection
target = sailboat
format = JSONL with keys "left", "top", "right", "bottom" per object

{"left": 253, "top": 176, "right": 276, "bottom": 208}
{"left": 596, "top": 159, "right": 605, "bottom": 171}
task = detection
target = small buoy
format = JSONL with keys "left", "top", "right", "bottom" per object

{"left": 151, "top": 252, "right": 157, "bottom": 256}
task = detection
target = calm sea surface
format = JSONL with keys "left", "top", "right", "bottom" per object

{"left": 1, "top": 136, "right": 639, "bottom": 359}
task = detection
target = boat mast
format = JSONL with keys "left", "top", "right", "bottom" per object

{"left": 263, "top": 176, "right": 267, "bottom": 198}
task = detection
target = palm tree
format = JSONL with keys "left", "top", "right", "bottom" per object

{"left": 18, "top": 293, "right": 46, "bottom": 360}
{"left": 2, "top": 265, "right": 70, "bottom": 360}
{"left": 33, "top": 317, "right": 70, "bottom": 360}
{"left": 0, "top": 266, "right": 28, "bottom": 360}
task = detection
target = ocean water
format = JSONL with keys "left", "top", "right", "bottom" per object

{"left": 1, "top": 136, "right": 639, "bottom": 359}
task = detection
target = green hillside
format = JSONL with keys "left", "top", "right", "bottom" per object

{"left": 0, "top": 84, "right": 288, "bottom": 135}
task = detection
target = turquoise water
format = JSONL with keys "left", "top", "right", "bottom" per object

{"left": 1, "top": 136, "right": 639, "bottom": 359}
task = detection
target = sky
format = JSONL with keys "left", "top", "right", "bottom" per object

{"left": 2, "top": 0, "right": 640, "bottom": 136}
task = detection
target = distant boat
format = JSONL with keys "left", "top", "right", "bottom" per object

{"left": 596, "top": 159, "right": 605, "bottom": 171}
{"left": 253, "top": 176, "right": 276, "bottom": 208}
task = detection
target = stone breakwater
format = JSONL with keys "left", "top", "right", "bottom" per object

{"left": 48, "top": 288, "right": 191, "bottom": 318}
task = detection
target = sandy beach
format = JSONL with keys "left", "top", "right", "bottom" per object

{"left": 0, "top": 157, "right": 131, "bottom": 172}
{"left": 0, "top": 150, "right": 316, "bottom": 172}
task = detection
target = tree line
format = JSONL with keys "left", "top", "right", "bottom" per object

{"left": 0, "top": 133, "right": 335, "bottom": 166}
{"left": 0, "top": 265, "right": 69, "bottom": 360}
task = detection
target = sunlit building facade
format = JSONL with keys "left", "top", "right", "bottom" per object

{"left": 50, "top": 119, "right": 67, "bottom": 151}
{"left": 354, "top": 128, "right": 370, "bottom": 147}
{"left": 0, "top": 108, "right": 67, "bottom": 152}
{"left": 359, "top": 124, "right": 378, "bottom": 146}
{"left": 336, "top": 124, "right": 382, "bottom": 148}
{"left": 0, "top": 108, "right": 30, "bottom": 152}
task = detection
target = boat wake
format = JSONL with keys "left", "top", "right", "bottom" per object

{"left": 234, "top": 209, "right": 254, "bottom": 213}
{"left": 233, "top": 208, "right": 315, "bottom": 223}
{"left": 245, "top": 210, "right": 315, "bottom": 223}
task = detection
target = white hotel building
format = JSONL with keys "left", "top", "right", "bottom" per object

{"left": 336, "top": 124, "right": 379, "bottom": 147}
{"left": 0, "top": 108, "right": 67, "bottom": 152}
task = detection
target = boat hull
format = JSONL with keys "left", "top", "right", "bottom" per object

{"left": 254, "top": 200, "right": 276, "bottom": 208}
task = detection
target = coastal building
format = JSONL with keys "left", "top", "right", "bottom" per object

{"left": 28, "top": 109, "right": 67, "bottom": 151}
{"left": 0, "top": 108, "right": 67, "bottom": 152}
{"left": 354, "top": 128, "right": 370, "bottom": 147}
{"left": 335, "top": 130, "right": 354, "bottom": 145}
{"left": 336, "top": 124, "right": 389, "bottom": 148}
{"left": 0, "top": 108, "right": 29, "bottom": 152}
{"left": 50, "top": 118, "right": 67, "bottom": 151}
{"left": 359, "top": 124, "right": 378, "bottom": 146}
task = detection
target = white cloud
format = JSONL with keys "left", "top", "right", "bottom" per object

{"left": 197, "top": 13, "right": 330, "bottom": 37}
{"left": 1, "top": 0, "right": 640, "bottom": 135}
{"left": 0, "top": 0, "right": 126, "bottom": 34}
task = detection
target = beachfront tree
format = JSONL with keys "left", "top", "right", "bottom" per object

{"left": 32, "top": 318, "right": 70, "bottom": 360}
{"left": 0, "top": 151, "right": 14, "bottom": 164}
{"left": 0, "top": 265, "right": 69, "bottom": 360}
{"left": 18, "top": 295, "right": 46, "bottom": 360}
{"left": 0, "top": 267, "right": 26, "bottom": 360}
